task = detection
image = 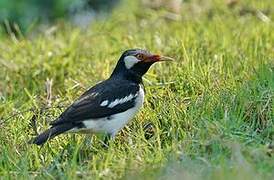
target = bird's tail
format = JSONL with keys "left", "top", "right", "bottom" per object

{"left": 30, "top": 123, "right": 74, "bottom": 146}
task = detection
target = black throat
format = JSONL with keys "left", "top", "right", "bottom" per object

{"left": 110, "top": 65, "right": 143, "bottom": 84}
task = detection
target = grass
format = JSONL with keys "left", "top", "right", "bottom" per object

{"left": 0, "top": 0, "right": 273, "bottom": 179}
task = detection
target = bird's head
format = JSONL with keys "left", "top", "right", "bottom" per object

{"left": 111, "top": 49, "right": 174, "bottom": 82}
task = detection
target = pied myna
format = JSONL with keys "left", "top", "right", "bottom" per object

{"left": 31, "top": 49, "right": 174, "bottom": 145}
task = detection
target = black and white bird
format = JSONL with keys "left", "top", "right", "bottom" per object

{"left": 31, "top": 49, "right": 174, "bottom": 145}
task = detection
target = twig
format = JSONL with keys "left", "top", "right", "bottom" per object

{"left": 0, "top": 105, "right": 66, "bottom": 126}
{"left": 45, "top": 78, "right": 53, "bottom": 107}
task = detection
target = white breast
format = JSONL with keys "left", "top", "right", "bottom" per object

{"left": 72, "top": 85, "right": 145, "bottom": 136}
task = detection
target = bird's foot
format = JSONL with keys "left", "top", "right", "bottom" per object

{"left": 143, "top": 122, "right": 155, "bottom": 140}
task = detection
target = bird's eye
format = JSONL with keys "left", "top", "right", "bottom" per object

{"left": 136, "top": 54, "right": 144, "bottom": 60}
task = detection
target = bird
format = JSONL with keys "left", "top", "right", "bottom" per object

{"left": 31, "top": 49, "right": 174, "bottom": 145}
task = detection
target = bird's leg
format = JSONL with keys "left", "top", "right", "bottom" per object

{"left": 83, "top": 134, "right": 93, "bottom": 147}
{"left": 101, "top": 133, "right": 114, "bottom": 149}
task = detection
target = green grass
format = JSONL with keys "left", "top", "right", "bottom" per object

{"left": 0, "top": 0, "right": 273, "bottom": 179}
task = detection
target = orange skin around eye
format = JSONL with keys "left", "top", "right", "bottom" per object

{"left": 136, "top": 53, "right": 174, "bottom": 62}
{"left": 136, "top": 53, "right": 160, "bottom": 62}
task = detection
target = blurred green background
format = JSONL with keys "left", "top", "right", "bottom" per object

{"left": 0, "top": 0, "right": 119, "bottom": 35}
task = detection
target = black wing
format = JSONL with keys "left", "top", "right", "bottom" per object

{"left": 51, "top": 79, "right": 140, "bottom": 125}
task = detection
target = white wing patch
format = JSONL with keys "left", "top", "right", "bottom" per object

{"left": 108, "top": 93, "right": 138, "bottom": 108}
{"left": 124, "top": 55, "right": 140, "bottom": 69}
{"left": 100, "top": 100, "right": 108, "bottom": 106}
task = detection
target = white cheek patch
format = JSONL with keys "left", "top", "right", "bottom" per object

{"left": 124, "top": 56, "right": 140, "bottom": 69}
